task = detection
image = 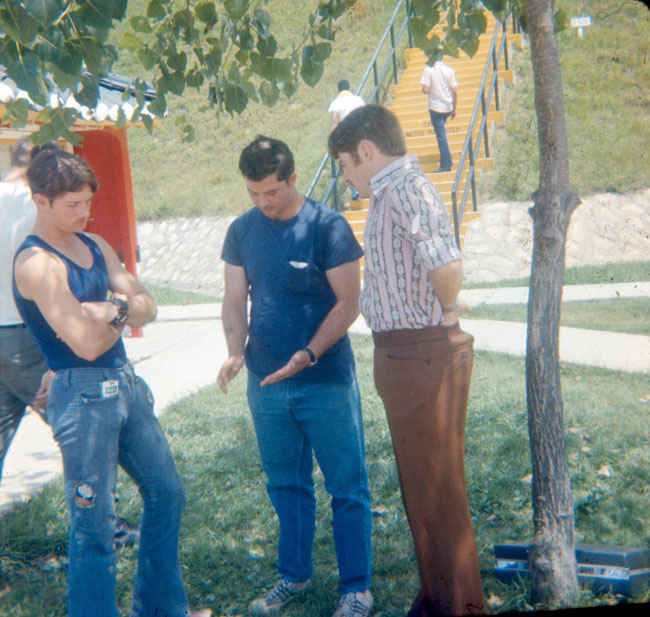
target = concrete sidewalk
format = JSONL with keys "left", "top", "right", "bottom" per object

{"left": 1, "top": 285, "right": 648, "bottom": 513}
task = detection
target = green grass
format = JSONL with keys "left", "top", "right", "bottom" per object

{"left": 1, "top": 336, "right": 648, "bottom": 615}
{"left": 462, "top": 260, "right": 650, "bottom": 289}
{"left": 468, "top": 298, "right": 650, "bottom": 335}
{"left": 479, "top": 0, "right": 650, "bottom": 202}
{"left": 147, "top": 283, "right": 218, "bottom": 305}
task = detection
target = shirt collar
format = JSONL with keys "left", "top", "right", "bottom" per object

{"left": 370, "top": 154, "right": 420, "bottom": 198}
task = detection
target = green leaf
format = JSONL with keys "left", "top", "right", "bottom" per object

{"left": 186, "top": 68, "right": 204, "bottom": 89}
{"left": 235, "top": 49, "right": 248, "bottom": 65}
{"left": 4, "top": 100, "right": 30, "bottom": 127}
{"left": 196, "top": 1, "right": 218, "bottom": 25}
{"left": 142, "top": 114, "right": 154, "bottom": 133}
{"left": 205, "top": 41, "right": 223, "bottom": 72}
{"left": 116, "top": 106, "right": 127, "bottom": 129}
{"left": 137, "top": 46, "right": 158, "bottom": 70}
{"left": 257, "top": 34, "right": 277, "bottom": 58}
{"left": 281, "top": 78, "right": 297, "bottom": 99}
{"left": 148, "top": 92, "right": 167, "bottom": 117}
{"left": 147, "top": 0, "right": 166, "bottom": 20}
{"left": 300, "top": 57, "right": 324, "bottom": 88}
{"left": 236, "top": 25, "right": 255, "bottom": 51}
{"left": 1, "top": 6, "right": 40, "bottom": 45}
{"left": 259, "top": 81, "right": 279, "bottom": 106}
{"left": 224, "top": 0, "right": 249, "bottom": 21}
{"left": 79, "top": 37, "right": 104, "bottom": 73}
{"left": 76, "top": 74, "right": 100, "bottom": 108}
{"left": 7, "top": 52, "right": 48, "bottom": 105}
{"left": 313, "top": 42, "right": 332, "bottom": 63}
{"left": 554, "top": 9, "right": 569, "bottom": 33}
{"left": 24, "top": 0, "right": 65, "bottom": 25}
{"left": 459, "top": 35, "right": 480, "bottom": 58}
{"left": 167, "top": 48, "right": 187, "bottom": 72}
{"left": 223, "top": 81, "right": 248, "bottom": 115}
{"left": 158, "top": 71, "right": 185, "bottom": 96}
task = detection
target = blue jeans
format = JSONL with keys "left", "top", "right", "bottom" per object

{"left": 247, "top": 373, "right": 372, "bottom": 593}
{"left": 429, "top": 110, "right": 453, "bottom": 170}
{"left": 47, "top": 363, "right": 188, "bottom": 617}
{"left": 0, "top": 325, "right": 47, "bottom": 479}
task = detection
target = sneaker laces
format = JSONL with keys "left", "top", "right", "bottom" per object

{"left": 337, "top": 592, "right": 372, "bottom": 616}
{"left": 264, "top": 579, "right": 305, "bottom": 604}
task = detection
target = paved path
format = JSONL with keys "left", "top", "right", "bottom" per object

{"left": 2, "top": 190, "right": 649, "bottom": 513}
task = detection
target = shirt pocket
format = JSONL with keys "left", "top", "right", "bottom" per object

{"left": 284, "top": 259, "right": 324, "bottom": 294}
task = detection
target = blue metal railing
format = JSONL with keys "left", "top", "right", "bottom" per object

{"left": 450, "top": 14, "right": 516, "bottom": 246}
{"left": 305, "top": 0, "right": 412, "bottom": 210}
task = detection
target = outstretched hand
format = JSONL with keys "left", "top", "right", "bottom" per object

{"left": 260, "top": 349, "right": 313, "bottom": 387}
{"left": 217, "top": 355, "right": 244, "bottom": 393}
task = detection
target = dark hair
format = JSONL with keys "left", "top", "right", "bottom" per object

{"left": 238, "top": 135, "right": 295, "bottom": 182}
{"left": 328, "top": 104, "right": 406, "bottom": 161}
{"left": 337, "top": 79, "right": 351, "bottom": 92}
{"left": 27, "top": 148, "right": 98, "bottom": 201}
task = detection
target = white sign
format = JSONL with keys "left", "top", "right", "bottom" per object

{"left": 571, "top": 16, "right": 592, "bottom": 28}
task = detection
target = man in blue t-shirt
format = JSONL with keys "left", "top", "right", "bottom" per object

{"left": 218, "top": 136, "right": 373, "bottom": 617}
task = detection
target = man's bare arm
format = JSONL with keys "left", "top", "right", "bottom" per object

{"left": 429, "top": 258, "right": 466, "bottom": 326}
{"left": 92, "top": 234, "right": 156, "bottom": 327}
{"left": 260, "top": 259, "right": 360, "bottom": 386}
{"left": 14, "top": 248, "right": 122, "bottom": 361}
{"left": 217, "top": 263, "right": 249, "bottom": 393}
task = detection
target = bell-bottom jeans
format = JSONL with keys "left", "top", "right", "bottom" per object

{"left": 47, "top": 363, "right": 189, "bottom": 617}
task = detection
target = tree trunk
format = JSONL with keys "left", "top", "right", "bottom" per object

{"left": 525, "top": 0, "right": 580, "bottom": 607}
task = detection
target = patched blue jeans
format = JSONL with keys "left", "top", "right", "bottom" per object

{"left": 47, "top": 363, "right": 188, "bottom": 617}
{"left": 247, "top": 373, "right": 372, "bottom": 593}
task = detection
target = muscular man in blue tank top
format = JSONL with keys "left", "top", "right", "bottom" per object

{"left": 12, "top": 148, "right": 210, "bottom": 617}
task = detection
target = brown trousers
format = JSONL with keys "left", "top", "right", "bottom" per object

{"left": 373, "top": 325, "right": 485, "bottom": 616}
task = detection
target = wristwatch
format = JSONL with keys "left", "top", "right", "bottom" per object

{"left": 303, "top": 346, "right": 318, "bottom": 366}
{"left": 109, "top": 297, "right": 129, "bottom": 327}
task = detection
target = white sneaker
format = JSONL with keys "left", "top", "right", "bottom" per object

{"left": 249, "top": 578, "right": 309, "bottom": 615}
{"left": 332, "top": 590, "right": 373, "bottom": 617}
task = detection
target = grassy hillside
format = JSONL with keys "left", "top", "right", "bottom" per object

{"left": 112, "top": 0, "right": 404, "bottom": 219}
{"left": 114, "top": 0, "right": 649, "bottom": 220}
{"left": 481, "top": 0, "right": 650, "bottom": 201}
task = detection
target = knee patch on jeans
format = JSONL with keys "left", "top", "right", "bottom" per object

{"left": 74, "top": 482, "right": 95, "bottom": 508}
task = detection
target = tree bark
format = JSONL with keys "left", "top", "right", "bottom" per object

{"left": 525, "top": 0, "right": 580, "bottom": 607}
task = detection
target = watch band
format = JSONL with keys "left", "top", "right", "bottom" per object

{"left": 109, "top": 297, "right": 129, "bottom": 327}
{"left": 303, "top": 346, "right": 317, "bottom": 366}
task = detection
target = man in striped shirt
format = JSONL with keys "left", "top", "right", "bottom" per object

{"left": 329, "top": 105, "right": 484, "bottom": 617}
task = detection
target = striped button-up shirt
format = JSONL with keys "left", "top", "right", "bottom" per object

{"left": 360, "top": 155, "right": 461, "bottom": 332}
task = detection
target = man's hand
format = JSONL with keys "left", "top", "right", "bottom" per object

{"left": 440, "top": 301, "right": 470, "bottom": 327}
{"left": 33, "top": 370, "right": 55, "bottom": 412}
{"left": 260, "top": 349, "right": 313, "bottom": 387}
{"left": 217, "top": 355, "right": 245, "bottom": 393}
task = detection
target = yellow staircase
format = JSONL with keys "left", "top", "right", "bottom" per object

{"left": 344, "top": 11, "right": 517, "bottom": 250}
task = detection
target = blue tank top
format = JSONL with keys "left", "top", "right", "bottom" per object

{"left": 12, "top": 233, "right": 127, "bottom": 370}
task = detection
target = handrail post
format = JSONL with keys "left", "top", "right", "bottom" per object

{"left": 330, "top": 157, "right": 340, "bottom": 211}
{"left": 492, "top": 47, "right": 500, "bottom": 111}
{"left": 503, "top": 17, "right": 510, "bottom": 72}
{"left": 480, "top": 92, "right": 490, "bottom": 158}
{"left": 373, "top": 61, "right": 379, "bottom": 103}
{"left": 451, "top": 190, "right": 460, "bottom": 249}
{"left": 405, "top": 0, "right": 413, "bottom": 48}
{"left": 467, "top": 135, "right": 477, "bottom": 213}
{"left": 390, "top": 24, "right": 398, "bottom": 84}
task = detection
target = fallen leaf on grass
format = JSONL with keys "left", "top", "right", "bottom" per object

{"left": 639, "top": 394, "right": 650, "bottom": 403}
{"left": 520, "top": 473, "right": 533, "bottom": 485}
{"left": 597, "top": 465, "right": 612, "bottom": 477}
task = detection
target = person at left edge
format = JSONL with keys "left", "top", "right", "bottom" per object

{"left": 12, "top": 147, "right": 211, "bottom": 617}
{"left": 217, "top": 135, "right": 373, "bottom": 617}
